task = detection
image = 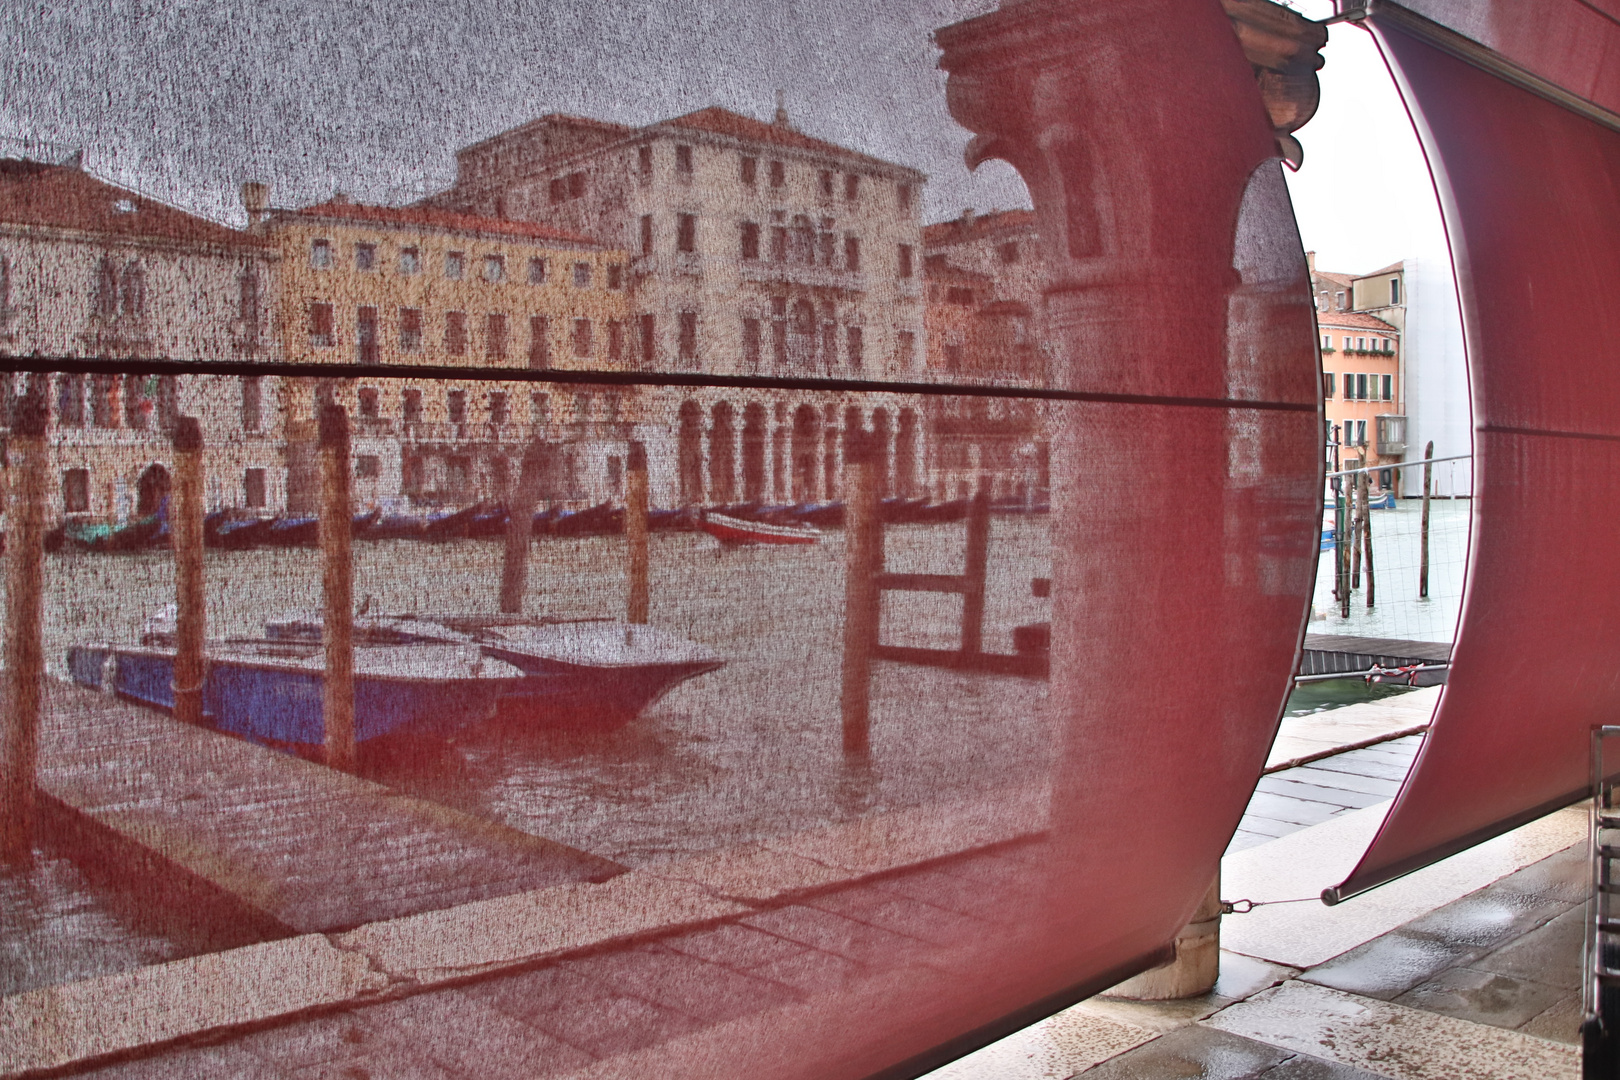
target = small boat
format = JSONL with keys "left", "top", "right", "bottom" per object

{"left": 701, "top": 510, "right": 822, "bottom": 546}
{"left": 465, "top": 503, "right": 510, "bottom": 539}
{"left": 1366, "top": 491, "right": 1397, "bottom": 510}
{"left": 263, "top": 612, "right": 725, "bottom": 731}
{"left": 66, "top": 638, "right": 523, "bottom": 747}
{"left": 792, "top": 502, "right": 846, "bottom": 529}
{"left": 264, "top": 509, "right": 381, "bottom": 547}
{"left": 207, "top": 513, "right": 276, "bottom": 550}
{"left": 420, "top": 503, "right": 486, "bottom": 542}
{"left": 647, "top": 507, "right": 701, "bottom": 532}
{"left": 551, "top": 502, "right": 623, "bottom": 537}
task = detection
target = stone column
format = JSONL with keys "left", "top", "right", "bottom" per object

{"left": 936, "top": 0, "right": 1324, "bottom": 1000}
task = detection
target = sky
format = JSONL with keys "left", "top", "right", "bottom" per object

{"left": 0, "top": 0, "right": 1447, "bottom": 280}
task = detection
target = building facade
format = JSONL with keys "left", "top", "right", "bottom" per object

{"left": 0, "top": 158, "right": 281, "bottom": 522}
{"left": 1310, "top": 254, "right": 1408, "bottom": 491}
{"left": 427, "top": 106, "right": 932, "bottom": 506}
{"left": 263, "top": 197, "right": 635, "bottom": 511}
{"left": 920, "top": 208, "right": 1050, "bottom": 503}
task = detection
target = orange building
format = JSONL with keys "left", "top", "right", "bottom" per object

{"left": 1319, "top": 309, "right": 1403, "bottom": 486}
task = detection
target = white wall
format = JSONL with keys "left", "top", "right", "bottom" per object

{"left": 1400, "top": 253, "right": 1473, "bottom": 497}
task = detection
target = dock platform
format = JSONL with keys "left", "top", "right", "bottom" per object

{"left": 1301, "top": 634, "right": 1452, "bottom": 682}
{"left": 34, "top": 681, "right": 624, "bottom": 936}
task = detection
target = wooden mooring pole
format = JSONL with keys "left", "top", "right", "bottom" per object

{"left": 1, "top": 391, "right": 47, "bottom": 863}
{"left": 841, "top": 427, "right": 882, "bottom": 760}
{"left": 1359, "top": 470, "right": 1375, "bottom": 608}
{"left": 1349, "top": 471, "right": 1361, "bottom": 590}
{"left": 319, "top": 405, "right": 355, "bottom": 773}
{"left": 625, "top": 441, "right": 650, "bottom": 625}
{"left": 1420, "top": 440, "right": 1434, "bottom": 600}
{"left": 1337, "top": 481, "right": 1350, "bottom": 619}
{"left": 501, "top": 439, "right": 550, "bottom": 615}
{"left": 960, "top": 479, "right": 991, "bottom": 658}
{"left": 171, "top": 417, "right": 206, "bottom": 727}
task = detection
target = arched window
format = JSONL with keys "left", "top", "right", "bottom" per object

{"left": 94, "top": 256, "right": 119, "bottom": 319}
{"left": 120, "top": 260, "right": 146, "bottom": 318}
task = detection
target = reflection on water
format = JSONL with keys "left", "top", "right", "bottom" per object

{"left": 30, "top": 519, "right": 1053, "bottom": 866}
{"left": 1284, "top": 677, "right": 1418, "bottom": 718}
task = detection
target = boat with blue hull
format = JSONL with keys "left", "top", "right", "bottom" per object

{"left": 66, "top": 640, "right": 522, "bottom": 746}
{"left": 263, "top": 613, "right": 725, "bottom": 731}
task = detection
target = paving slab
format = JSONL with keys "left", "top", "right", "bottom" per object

{"left": 1393, "top": 966, "right": 1571, "bottom": 1031}
{"left": 1265, "top": 687, "right": 1438, "bottom": 772}
{"left": 1205, "top": 980, "right": 1578, "bottom": 1080}
{"left": 1220, "top": 804, "right": 1585, "bottom": 969}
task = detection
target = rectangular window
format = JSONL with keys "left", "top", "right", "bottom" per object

{"left": 640, "top": 214, "right": 653, "bottom": 256}
{"left": 56, "top": 374, "right": 84, "bottom": 427}
{"left": 63, "top": 468, "right": 89, "bottom": 513}
{"left": 308, "top": 302, "right": 334, "bottom": 347}
{"left": 241, "top": 376, "right": 262, "bottom": 432}
{"left": 400, "top": 307, "right": 422, "bottom": 351}
{"left": 529, "top": 315, "right": 550, "bottom": 369}
{"left": 568, "top": 171, "right": 586, "bottom": 198}
{"left": 769, "top": 160, "right": 785, "bottom": 187}
{"left": 1356, "top": 336, "right": 1366, "bottom": 352}
{"left": 357, "top": 306, "right": 378, "bottom": 364}
{"left": 1321, "top": 333, "right": 1332, "bottom": 351}
{"left": 897, "top": 329, "right": 916, "bottom": 369}
{"left": 483, "top": 255, "right": 505, "bottom": 283}
{"left": 310, "top": 238, "right": 332, "bottom": 269}
{"left": 354, "top": 455, "right": 380, "bottom": 480}
{"left": 573, "top": 261, "right": 592, "bottom": 287}
{"left": 1323, "top": 372, "right": 1335, "bottom": 399}
{"left": 819, "top": 170, "right": 834, "bottom": 196}
{"left": 1343, "top": 335, "right": 1352, "bottom": 351}
{"left": 846, "top": 325, "right": 864, "bottom": 368}
{"left": 678, "top": 311, "right": 697, "bottom": 363}
{"left": 845, "top": 236, "right": 861, "bottom": 272}
{"left": 639, "top": 313, "right": 656, "bottom": 367}
{"left": 358, "top": 386, "right": 379, "bottom": 419}
{"left": 607, "top": 320, "right": 625, "bottom": 362}
{"left": 740, "top": 156, "right": 757, "bottom": 185}
{"left": 549, "top": 177, "right": 567, "bottom": 204}
{"left": 638, "top": 145, "right": 653, "bottom": 177}
{"left": 1356, "top": 373, "right": 1368, "bottom": 400}
{"left": 447, "top": 389, "right": 467, "bottom": 425}
{"left": 445, "top": 311, "right": 467, "bottom": 356}
{"left": 445, "top": 251, "right": 464, "bottom": 280}
{"left": 1389, "top": 277, "right": 1401, "bottom": 304}
{"left": 530, "top": 392, "right": 550, "bottom": 425}
{"left": 897, "top": 183, "right": 912, "bottom": 211}
{"left": 1382, "top": 374, "right": 1393, "bottom": 401}
{"left": 819, "top": 230, "right": 836, "bottom": 266}
{"left": 573, "top": 317, "right": 593, "bottom": 357}
{"left": 741, "top": 222, "right": 760, "bottom": 260}
{"left": 845, "top": 173, "right": 859, "bottom": 201}
{"left": 1356, "top": 419, "right": 1367, "bottom": 446}
{"left": 607, "top": 264, "right": 623, "bottom": 290}
{"left": 486, "top": 313, "right": 508, "bottom": 359}
{"left": 488, "top": 390, "right": 509, "bottom": 425}
{"left": 770, "top": 225, "right": 787, "bottom": 262}
{"left": 402, "top": 388, "right": 422, "bottom": 423}
{"left": 244, "top": 468, "right": 267, "bottom": 509}
{"left": 354, "top": 243, "right": 376, "bottom": 271}
{"left": 677, "top": 213, "right": 696, "bottom": 253}
{"left": 944, "top": 343, "right": 963, "bottom": 372}
{"left": 898, "top": 243, "right": 914, "bottom": 279}
{"left": 397, "top": 247, "right": 420, "bottom": 275}
{"left": 772, "top": 319, "right": 787, "bottom": 368}
{"left": 743, "top": 317, "right": 761, "bottom": 370}
{"left": 822, "top": 321, "right": 837, "bottom": 367}
{"left": 675, "top": 144, "right": 693, "bottom": 173}
{"left": 999, "top": 242, "right": 1020, "bottom": 264}
{"left": 527, "top": 257, "right": 547, "bottom": 285}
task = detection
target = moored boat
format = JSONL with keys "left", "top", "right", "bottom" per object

{"left": 701, "top": 511, "right": 822, "bottom": 546}
{"left": 263, "top": 611, "right": 726, "bottom": 730}
{"left": 66, "top": 638, "right": 522, "bottom": 746}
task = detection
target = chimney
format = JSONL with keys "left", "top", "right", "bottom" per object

{"left": 1304, "top": 250, "right": 1316, "bottom": 273}
{"left": 960, "top": 207, "right": 976, "bottom": 230}
{"left": 773, "top": 89, "right": 791, "bottom": 129}
{"left": 240, "top": 181, "right": 269, "bottom": 231}
{"left": 331, "top": 190, "right": 350, "bottom": 205}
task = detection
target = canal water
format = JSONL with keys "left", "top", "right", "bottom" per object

{"left": 1311, "top": 497, "right": 1471, "bottom": 643}
{"left": 4, "top": 503, "right": 1464, "bottom": 994}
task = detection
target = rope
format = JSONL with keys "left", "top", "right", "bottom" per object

{"left": 1221, "top": 896, "right": 1320, "bottom": 914}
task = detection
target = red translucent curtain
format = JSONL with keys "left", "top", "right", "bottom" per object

{"left": 1331, "top": 5, "right": 1620, "bottom": 900}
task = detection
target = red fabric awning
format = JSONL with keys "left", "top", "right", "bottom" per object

{"left": 1331, "top": 4, "right": 1620, "bottom": 900}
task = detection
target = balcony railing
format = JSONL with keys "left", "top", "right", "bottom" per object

{"left": 1376, "top": 414, "right": 1407, "bottom": 456}
{"left": 739, "top": 260, "right": 867, "bottom": 293}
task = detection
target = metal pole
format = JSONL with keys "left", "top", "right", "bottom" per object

{"left": 171, "top": 417, "right": 206, "bottom": 726}
{"left": 1, "top": 390, "right": 48, "bottom": 863}
{"left": 500, "top": 439, "right": 550, "bottom": 614}
{"left": 625, "top": 441, "right": 650, "bottom": 625}
{"left": 1420, "top": 440, "right": 1434, "bottom": 600}
{"left": 841, "top": 426, "right": 881, "bottom": 760}
{"left": 319, "top": 405, "right": 355, "bottom": 772}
